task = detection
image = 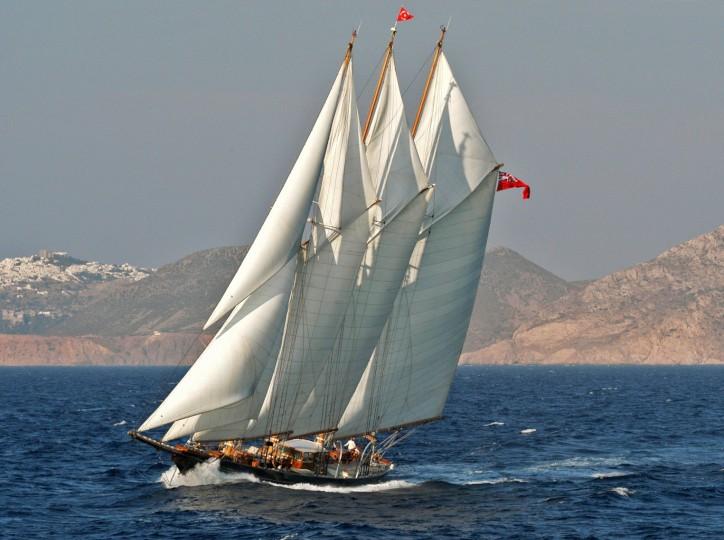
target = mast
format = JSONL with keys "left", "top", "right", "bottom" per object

{"left": 411, "top": 25, "right": 447, "bottom": 137}
{"left": 344, "top": 28, "right": 357, "bottom": 66}
{"left": 362, "top": 28, "right": 396, "bottom": 142}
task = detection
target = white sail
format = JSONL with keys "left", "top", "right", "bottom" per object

{"left": 139, "top": 256, "right": 297, "bottom": 433}
{"left": 204, "top": 63, "right": 347, "bottom": 329}
{"left": 290, "top": 188, "right": 431, "bottom": 437}
{"left": 170, "top": 57, "right": 375, "bottom": 442}
{"left": 365, "top": 55, "right": 428, "bottom": 217}
{"left": 289, "top": 51, "right": 431, "bottom": 437}
{"left": 414, "top": 53, "right": 497, "bottom": 219}
{"left": 336, "top": 51, "right": 499, "bottom": 438}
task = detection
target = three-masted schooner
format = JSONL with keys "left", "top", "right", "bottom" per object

{"left": 131, "top": 23, "right": 505, "bottom": 485}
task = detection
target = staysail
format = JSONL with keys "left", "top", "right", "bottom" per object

{"left": 336, "top": 41, "right": 500, "bottom": 438}
{"left": 139, "top": 37, "right": 353, "bottom": 435}
{"left": 168, "top": 49, "right": 376, "bottom": 442}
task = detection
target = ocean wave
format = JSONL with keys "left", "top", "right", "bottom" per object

{"left": 532, "top": 456, "right": 627, "bottom": 471}
{"left": 520, "top": 428, "right": 537, "bottom": 435}
{"left": 113, "top": 420, "right": 127, "bottom": 426}
{"left": 610, "top": 486, "right": 634, "bottom": 497}
{"left": 592, "top": 471, "right": 635, "bottom": 480}
{"left": 268, "top": 479, "right": 416, "bottom": 493}
{"left": 484, "top": 421, "right": 505, "bottom": 427}
{"left": 465, "top": 477, "right": 527, "bottom": 485}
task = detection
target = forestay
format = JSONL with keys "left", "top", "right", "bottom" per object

{"left": 336, "top": 51, "right": 499, "bottom": 438}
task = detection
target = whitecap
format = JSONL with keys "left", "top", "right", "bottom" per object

{"left": 484, "top": 421, "right": 505, "bottom": 427}
{"left": 465, "top": 477, "right": 527, "bottom": 485}
{"left": 610, "top": 486, "right": 634, "bottom": 497}
{"left": 520, "top": 428, "right": 537, "bottom": 435}
{"left": 592, "top": 471, "right": 630, "bottom": 479}
{"left": 113, "top": 420, "right": 127, "bottom": 426}
{"left": 268, "top": 479, "right": 415, "bottom": 493}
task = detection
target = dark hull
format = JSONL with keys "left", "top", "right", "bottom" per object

{"left": 130, "top": 431, "right": 390, "bottom": 486}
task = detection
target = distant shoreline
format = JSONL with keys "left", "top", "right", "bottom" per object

{"left": 3, "top": 361, "right": 723, "bottom": 367}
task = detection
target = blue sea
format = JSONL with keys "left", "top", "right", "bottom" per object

{"left": 2, "top": 365, "right": 723, "bottom": 539}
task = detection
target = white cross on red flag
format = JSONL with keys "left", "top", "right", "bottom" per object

{"left": 397, "top": 7, "right": 414, "bottom": 22}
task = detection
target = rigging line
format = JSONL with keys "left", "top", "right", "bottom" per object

{"left": 357, "top": 47, "right": 388, "bottom": 101}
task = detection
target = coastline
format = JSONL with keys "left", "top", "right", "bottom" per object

{"left": 1, "top": 333, "right": 721, "bottom": 366}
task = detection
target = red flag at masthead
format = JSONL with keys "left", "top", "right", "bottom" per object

{"left": 497, "top": 171, "right": 531, "bottom": 200}
{"left": 397, "top": 7, "right": 414, "bottom": 22}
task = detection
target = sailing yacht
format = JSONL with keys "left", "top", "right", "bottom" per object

{"left": 130, "top": 25, "right": 504, "bottom": 485}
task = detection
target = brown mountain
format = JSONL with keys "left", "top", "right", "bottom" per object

{"left": 462, "top": 225, "right": 724, "bottom": 364}
{"left": 48, "top": 246, "right": 247, "bottom": 336}
{"left": 1, "top": 226, "right": 721, "bottom": 365}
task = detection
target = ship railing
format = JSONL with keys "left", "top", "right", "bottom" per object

{"left": 354, "top": 440, "right": 375, "bottom": 478}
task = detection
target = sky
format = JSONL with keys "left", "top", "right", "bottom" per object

{"left": 1, "top": 1, "right": 722, "bottom": 281}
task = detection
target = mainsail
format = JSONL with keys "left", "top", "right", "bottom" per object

{"left": 336, "top": 37, "right": 500, "bottom": 438}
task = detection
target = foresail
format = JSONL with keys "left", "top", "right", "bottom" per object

{"left": 163, "top": 255, "right": 304, "bottom": 442}
{"left": 204, "top": 63, "right": 347, "bottom": 329}
{"left": 336, "top": 50, "right": 499, "bottom": 438}
{"left": 139, "top": 257, "right": 297, "bottom": 433}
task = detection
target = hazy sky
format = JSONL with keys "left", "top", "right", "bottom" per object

{"left": 2, "top": 1, "right": 722, "bottom": 280}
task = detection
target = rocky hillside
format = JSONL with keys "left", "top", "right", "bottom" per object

{"left": 463, "top": 247, "right": 586, "bottom": 353}
{"left": 48, "top": 246, "right": 247, "bottom": 336}
{"left": 1, "top": 225, "right": 721, "bottom": 365}
{"left": 0, "top": 250, "right": 151, "bottom": 333}
{"left": 462, "top": 225, "right": 724, "bottom": 364}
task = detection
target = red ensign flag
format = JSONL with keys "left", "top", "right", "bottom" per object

{"left": 497, "top": 171, "right": 531, "bottom": 200}
{"left": 397, "top": 7, "right": 414, "bottom": 22}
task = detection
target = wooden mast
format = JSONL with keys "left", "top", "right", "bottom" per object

{"left": 411, "top": 25, "right": 447, "bottom": 137}
{"left": 362, "top": 28, "right": 397, "bottom": 143}
{"left": 344, "top": 28, "right": 357, "bottom": 66}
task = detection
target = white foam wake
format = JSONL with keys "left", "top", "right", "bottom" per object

{"left": 159, "top": 460, "right": 260, "bottom": 489}
{"left": 268, "top": 479, "right": 415, "bottom": 493}
{"left": 158, "top": 460, "right": 414, "bottom": 492}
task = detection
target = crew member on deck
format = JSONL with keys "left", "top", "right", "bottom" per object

{"left": 344, "top": 438, "right": 359, "bottom": 461}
